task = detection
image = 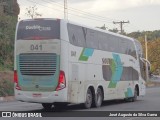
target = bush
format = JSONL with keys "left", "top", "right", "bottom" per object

{"left": 0, "top": 15, "right": 17, "bottom": 71}
{"left": 0, "top": 79, "right": 14, "bottom": 97}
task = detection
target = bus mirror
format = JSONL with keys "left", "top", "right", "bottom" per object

{"left": 140, "top": 57, "right": 151, "bottom": 81}
{"left": 140, "top": 57, "right": 151, "bottom": 70}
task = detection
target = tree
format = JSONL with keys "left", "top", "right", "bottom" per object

{"left": 108, "top": 28, "right": 119, "bottom": 33}
{"left": 96, "top": 25, "right": 119, "bottom": 33}
{"left": 147, "top": 39, "right": 160, "bottom": 75}
{"left": 25, "top": 5, "right": 42, "bottom": 19}
{"left": 0, "top": 15, "right": 17, "bottom": 70}
{"left": 96, "top": 24, "right": 108, "bottom": 30}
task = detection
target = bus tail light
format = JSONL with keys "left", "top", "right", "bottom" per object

{"left": 56, "top": 71, "right": 66, "bottom": 91}
{"left": 14, "top": 70, "right": 21, "bottom": 90}
{"left": 14, "top": 70, "right": 18, "bottom": 83}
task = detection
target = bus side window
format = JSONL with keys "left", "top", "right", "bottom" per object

{"left": 99, "top": 33, "right": 109, "bottom": 51}
{"left": 119, "top": 39, "right": 127, "bottom": 54}
{"left": 127, "top": 41, "right": 137, "bottom": 59}
{"left": 86, "top": 29, "right": 98, "bottom": 49}
{"left": 67, "top": 23, "right": 86, "bottom": 47}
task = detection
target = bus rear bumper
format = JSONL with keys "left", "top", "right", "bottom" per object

{"left": 14, "top": 89, "right": 68, "bottom": 103}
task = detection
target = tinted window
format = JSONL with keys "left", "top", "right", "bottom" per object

{"left": 99, "top": 33, "right": 119, "bottom": 53}
{"left": 67, "top": 23, "right": 86, "bottom": 47}
{"left": 99, "top": 33, "right": 110, "bottom": 51}
{"left": 108, "top": 35, "right": 119, "bottom": 53}
{"left": 135, "top": 40, "right": 143, "bottom": 57}
{"left": 86, "top": 29, "right": 98, "bottom": 49}
{"left": 119, "top": 39, "right": 128, "bottom": 54}
{"left": 127, "top": 41, "right": 137, "bottom": 59}
{"left": 121, "top": 67, "right": 139, "bottom": 81}
{"left": 67, "top": 23, "right": 137, "bottom": 58}
{"left": 17, "top": 20, "right": 60, "bottom": 40}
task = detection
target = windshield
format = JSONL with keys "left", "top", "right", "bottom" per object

{"left": 17, "top": 19, "right": 60, "bottom": 40}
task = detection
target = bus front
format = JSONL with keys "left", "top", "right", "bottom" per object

{"left": 14, "top": 19, "right": 66, "bottom": 104}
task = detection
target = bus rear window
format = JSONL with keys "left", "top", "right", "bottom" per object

{"left": 17, "top": 20, "right": 60, "bottom": 40}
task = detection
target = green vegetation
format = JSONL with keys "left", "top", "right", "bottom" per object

{"left": 0, "top": 79, "right": 14, "bottom": 97}
{"left": 0, "top": 15, "right": 17, "bottom": 71}
{"left": 128, "top": 30, "right": 160, "bottom": 40}
{"left": 0, "top": 71, "right": 14, "bottom": 97}
{"left": 0, "top": 15, "right": 16, "bottom": 97}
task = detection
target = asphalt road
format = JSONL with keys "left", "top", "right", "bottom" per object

{"left": 0, "top": 87, "right": 160, "bottom": 120}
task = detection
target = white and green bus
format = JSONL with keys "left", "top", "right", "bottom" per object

{"left": 14, "top": 18, "right": 149, "bottom": 110}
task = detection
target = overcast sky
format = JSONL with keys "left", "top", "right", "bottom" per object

{"left": 17, "top": 0, "right": 160, "bottom": 33}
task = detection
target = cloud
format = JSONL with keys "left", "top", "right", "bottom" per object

{"left": 69, "top": 0, "right": 94, "bottom": 9}
{"left": 89, "top": 0, "right": 160, "bottom": 12}
{"left": 69, "top": 0, "right": 94, "bottom": 3}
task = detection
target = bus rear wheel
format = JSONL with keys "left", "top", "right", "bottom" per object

{"left": 132, "top": 87, "right": 138, "bottom": 102}
{"left": 42, "top": 103, "right": 53, "bottom": 110}
{"left": 94, "top": 88, "right": 103, "bottom": 107}
{"left": 54, "top": 103, "right": 68, "bottom": 110}
{"left": 84, "top": 88, "right": 93, "bottom": 109}
{"left": 125, "top": 87, "right": 138, "bottom": 102}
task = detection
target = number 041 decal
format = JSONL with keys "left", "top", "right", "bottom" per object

{"left": 30, "top": 44, "right": 42, "bottom": 51}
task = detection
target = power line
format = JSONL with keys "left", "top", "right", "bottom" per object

{"left": 41, "top": 0, "right": 117, "bottom": 22}
{"left": 26, "top": 0, "right": 114, "bottom": 23}
{"left": 19, "top": 0, "right": 64, "bottom": 16}
{"left": 19, "top": 0, "right": 141, "bottom": 32}
{"left": 113, "top": 21, "right": 130, "bottom": 34}
{"left": 48, "top": 0, "right": 118, "bottom": 22}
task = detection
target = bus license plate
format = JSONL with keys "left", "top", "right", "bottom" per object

{"left": 32, "top": 93, "right": 42, "bottom": 97}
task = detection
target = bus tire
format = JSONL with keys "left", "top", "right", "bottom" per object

{"left": 132, "top": 87, "right": 138, "bottom": 102}
{"left": 54, "top": 103, "right": 68, "bottom": 110}
{"left": 125, "top": 87, "right": 138, "bottom": 102}
{"left": 94, "top": 87, "right": 103, "bottom": 107}
{"left": 84, "top": 88, "right": 93, "bottom": 109}
{"left": 42, "top": 103, "right": 53, "bottom": 110}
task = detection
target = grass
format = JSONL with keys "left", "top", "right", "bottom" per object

{"left": 0, "top": 71, "right": 14, "bottom": 97}
{"left": 0, "top": 79, "right": 14, "bottom": 97}
{"left": 0, "top": 64, "right": 13, "bottom": 71}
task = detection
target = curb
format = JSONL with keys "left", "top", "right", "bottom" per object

{"left": 146, "top": 81, "right": 160, "bottom": 87}
{"left": 0, "top": 96, "right": 15, "bottom": 103}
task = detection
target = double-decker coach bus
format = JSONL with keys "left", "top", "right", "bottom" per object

{"left": 14, "top": 18, "right": 149, "bottom": 110}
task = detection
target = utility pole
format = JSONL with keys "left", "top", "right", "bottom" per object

{"left": 145, "top": 35, "right": 149, "bottom": 81}
{"left": 145, "top": 35, "right": 148, "bottom": 60}
{"left": 64, "top": 0, "right": 68, "bottom": 20}
{"left": 113, "top": 21, "right": 129, "bottom": 34}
